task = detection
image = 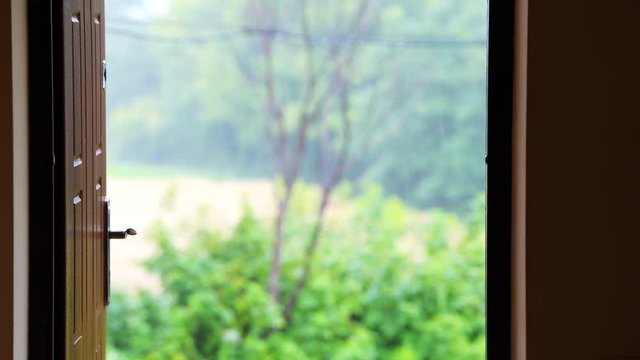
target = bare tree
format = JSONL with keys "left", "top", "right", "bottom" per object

{"left": 244, "top": 0, "right": 420, "bottom": 324}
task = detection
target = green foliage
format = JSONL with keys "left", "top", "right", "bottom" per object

{"left": 106, "top": 0, "right": 487, "bottom": 214}
{"left": 107, "top": 186, "right": 485, "bottom": 359}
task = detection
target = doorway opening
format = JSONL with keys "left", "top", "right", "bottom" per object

{"left": 26, "top": 0, "right": 515, "bottom": 358}
{"left": 105, "top": 0, "right": 491, "bottom": 358}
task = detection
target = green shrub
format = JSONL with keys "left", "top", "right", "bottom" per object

{"left": 108, "top": 185, "right": 485, "bottom": 359}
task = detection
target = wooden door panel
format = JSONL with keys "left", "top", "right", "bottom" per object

{"left": 64, "top": 0, "right": 106, "bottom": 358}
{"left": 72, "top": 195, "right": 83, "bottom": 352}
{"left": 71, "top": 14, "right": 81, "bottom": 159}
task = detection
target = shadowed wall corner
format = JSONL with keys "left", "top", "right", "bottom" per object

{"left": 526, "top": 0, "right": 640, "bottom": 359}
{"left": 0, "top": 0, "right": 15, "bottom": 358}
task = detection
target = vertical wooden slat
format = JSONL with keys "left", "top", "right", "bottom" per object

{"left": 81, "top": 1, "right": 88, "bottom": 358}
{"left": 90, "top": 0, "right": 106, "bottom": 359}
{"left": 93, "top": 0, "right": 107, "bottom": 356}
{"left": 72, "top": 195, "right": 83, "bottom": 351}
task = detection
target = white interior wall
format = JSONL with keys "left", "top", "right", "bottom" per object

{"left": 12, "top": 0, "right": 28, "bottom": 358}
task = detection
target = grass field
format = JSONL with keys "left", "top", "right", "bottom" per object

{"left": 108, "top": 169, "right": 276, "bottom": 292}
{"left": 107, "top": 165, "right": 437, "bottom": 291}
{"left": 108, "top": 162, "right": 226, "bottom": 180}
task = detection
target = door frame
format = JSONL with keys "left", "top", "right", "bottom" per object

{"left": 28, "top": 0, "right": 68, "bottom": 358}
{"left": 486, "top": 1, "right": 516, "bottom": 359}
{"left": 27, "top": 0, "right": 516, "bottom": 358}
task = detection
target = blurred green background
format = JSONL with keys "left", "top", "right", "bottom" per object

{"left": 105, "top": 0, "right": 487, "bottom": 358}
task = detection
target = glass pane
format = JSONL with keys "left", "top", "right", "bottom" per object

{"left": 107, "top": 0, "right": 487, "bottom": 358}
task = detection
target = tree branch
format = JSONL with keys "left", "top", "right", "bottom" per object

{"left": 283, "top": 75, "right": 353, "bottom": 322}
{"left": 256, "top": 0, "right": 289, "bottom": 303}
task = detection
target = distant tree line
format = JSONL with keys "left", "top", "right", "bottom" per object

{"left": 106, "top": 0, "right": 487, "bottom": 214}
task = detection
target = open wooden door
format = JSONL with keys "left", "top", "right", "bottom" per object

{"left": 62, "top": 0, "right": 107, "bottom": 358}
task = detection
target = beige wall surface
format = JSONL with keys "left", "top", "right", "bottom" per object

{"left": 12, "top": 0, "right": 28, "bottom": 357}
{"left": 512, "top": 0, "right": 528, "bottom": 358}
{"left": 0, "top": 1, "right": 14, "bottom": 359}
{"left": 525, "top": 0, "right": 640, "bottom": 358}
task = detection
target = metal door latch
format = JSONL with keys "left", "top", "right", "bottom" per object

{"left": 103, "top": 198, "right": 136, "bottom": 305}
{"left": 109, "top": 228, "right": 137, "bottom": 239}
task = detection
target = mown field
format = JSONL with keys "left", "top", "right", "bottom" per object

{"left": 109, "top": 165, "right": 276, "bottom": 292}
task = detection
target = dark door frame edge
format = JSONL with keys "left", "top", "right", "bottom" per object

{"left": 27, "top": 0, "right": 65, "bottom": 358}
{"left": 26, "top": 1, "right": 515, "bottom": 358}
{"left": 487, "top": 0, "right": 515, "bottom": 359}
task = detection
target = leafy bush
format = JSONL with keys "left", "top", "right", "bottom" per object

{"left": 108, "top": 185, "right": 485, "bottom": 359}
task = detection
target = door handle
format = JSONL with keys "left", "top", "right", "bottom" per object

{"left": 103, "top": 198, "right": 137, "bottom": 305}
{"left": 109, "top": 228, "right": 137, "bottom": 239}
